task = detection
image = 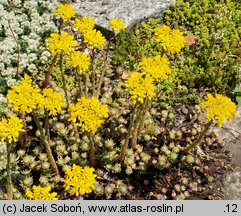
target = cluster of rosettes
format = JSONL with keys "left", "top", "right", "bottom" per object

{"left": 64, "top": 164, "right": 97, "bottom": 196}
{"left": 139, "top": 56, "right": 171, "bottom": 81}
{"left": 200, "top": 93, "right": 236, "bottom": 127}
{"left": 7, "top": 75, "right": 63, "bottom": 116}
{"left": 155, "top": 25, "right": 186, "bottom": 54}
{"left": 69, "top": 97, "right": 109, "bottom": 134}
{"left": 45, "top": 32, "right": 76, "bottom": 55}
{"left": 125, "top": 73, "right": 155, "bottom": 104}
{"left": 25, "top": 185, "right": 58, "bottom": 200}
{"left": 54, "top": 3, "right": 76, "bottom": 22}
{"left": 66, "top": 51, "right": 91, "bottom": 73}
{"left": 0, "top": 115, "right": 25, "bottom": 144}
{"left": 109, "top": 18, "right": 126, "bottom": 33}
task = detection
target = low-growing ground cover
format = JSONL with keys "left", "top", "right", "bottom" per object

{"left": 0, "top": 0, "right": 240, "bottom": 200}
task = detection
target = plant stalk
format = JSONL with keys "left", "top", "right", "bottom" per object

{"left": 43, "top": 54, "right": 58, "bottom": 88}
{"left": 6, "top": 143, "right": 13, "bottom": 200}
{"left": 96, "top": 40, "right": 111, "bottom": 98}
{"left": 131, "top": 99, "right": 149, "bottom": 149}
{"left": 44, "top": 111, "right": 50, "bottom": 142}
{"left": 137, "top": 99, "right": 150, "bottom": 136}
{"left": 60, "top": 52, "right": 70, "bottom": 108}
{"left": 33, "top": 113, "right": 60, "bottom": 176}
{"left": 119, "top": 103, "right": 138, "bottom": 161}
{"left": 89, "top": 133, "right": 96, "bottom": 167}
{"left": 185, "top": 121, "right": 212, "bottom": 152}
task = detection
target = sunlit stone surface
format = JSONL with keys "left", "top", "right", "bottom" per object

{"left": 71, "top": 0, "right": 175, "bottom": 29}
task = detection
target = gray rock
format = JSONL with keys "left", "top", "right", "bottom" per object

{"left": 213, "top": 104, "right": 241, "bottom": 199}
{"left": 71, "top": 0, "right": 175, "bottom": 29}
{"left": 223, "top": 167, "right": 241, "bottom": 200}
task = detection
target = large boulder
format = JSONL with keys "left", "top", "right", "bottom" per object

{"left": 71, "top": 0, "right": 175, "bottom": 29}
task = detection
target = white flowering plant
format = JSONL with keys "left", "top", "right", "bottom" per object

{"left": 0, "top": 0, "right": 58, "bottom": 88}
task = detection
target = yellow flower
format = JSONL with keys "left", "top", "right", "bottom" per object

{"left": 0, "top": 115, "right": 25, "bottom": 143}
{"left": 54, "top": 4, "right": 76, "bottom": 22}
{"left": 125, "top": 72, "right": 155, "bottom": 104}
{"left": 155, "top": 25, "right": 186, "bottom": 54}
{"left": 66, "top": 51, "right": 91, "bottom": 73}
{"left": 200, "top": 93, "right": 237, "bottom": 127}
{"left": 7, "top": 75, "right": 43, "bottom": 114}
{"left": 40, "top": 88, "right": 63, "bottom": 116}
{"left": 139, "top": 55, "right": 171, "bottom": 81}
{"left": 25, "top": 185, "right": 58, "bottom": 200}
{"left": 69, "top": 97, "right": 109, "bottom": 133}
{"left": 45, "top": 32, "right": 76, "bottom": 55}
{"left": 83, "top": 29, "right": 106, "bottom": 49}
{"left": 74, "top": 16, "right": 96, "bottom": 34}
{"left": 109, "top": 18, "right": 126, "bottom": 33}
{"left": 64, "top": 164, "right": 96, "bottom": 196}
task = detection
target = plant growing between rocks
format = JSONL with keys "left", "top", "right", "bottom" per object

{"left": 0, "top": 0, "right": 240, "bottom": 200}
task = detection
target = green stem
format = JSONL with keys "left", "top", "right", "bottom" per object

{"left": 137, "top": 99, "right": 150, "bottom": 136}
{"left": 89, "top": 133, "right": 96, "bottom": 167}
{"left": 92, "top": 70, "right": 96, "bottom": 97}
{"left": 84, "top": 73, "right": 88, "bottom": 97}
{"left": 43, "top": 54, "right": 58, "bottom": 88}
{"left": 18, "top": 113, "right": 27, "bottom": 149}
{"left": 119, "top": 103, "right": 138, "bottom": 161}
{"left": 33, "top": 113, "right": 60, "bottom": 176}
{"left": 90, "top": 50, "right": 96, "bottom": 97}
{"left": 8, "top": 21, "right": 20, "bottom": 79}
{"left": 44, "top": 111, "right": 50, "bottom": 142}
{"left": 185, "top": 121, "right": 212, "bottom": 152}
{"left": 77, "top": 71, "right": 84, "bottom": 98}
{"left": 96, "top": 68, "right": 105, "bottom": 99}
{"left": 6, "top": 143, "right": 13, "bottom": 200}
{"left": 131, "top": 99, "right": 149, "bottom": 149}
{"left": 96, "top": 40, "right": 111, "bottom": 99}
{"left": 60, "top": 52, "right": 69, "bottom": 108}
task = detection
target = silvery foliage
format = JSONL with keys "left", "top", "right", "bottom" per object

{"left": 0, "top": 0, "right": 58, "bottom": 87}
{"left": 0, "top": 141, "right": 7, "bottom": 171}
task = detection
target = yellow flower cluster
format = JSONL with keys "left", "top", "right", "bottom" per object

{"left": 73, "top": 16, "right": 105, "bottom": 49}
{"left": 7, "top": 75, "right": 63, "bottom": 115}
{"left": 83, "top": 29, "right": 106, "bottom": 49}
{"left": 45, "top": 32, "right": 76, "bottom": 55}
{"left": 125, "top": 73, "right": 155, "bottom": 104}
{"left": 155, "top": 25, "right": 186, "bottom": 54}
{"left": 74, "top": 16, "right": 96, "bottom": 34}
{"left": 64, "top": 164, "right": 96, "bottom": 196}
{"left": 25, "top": 185, "right": 58, "bottom": 200}
{"left": 200, "top": 93, "right": 237, "bottom": 127}
{"left": 0, "top": 115, "right": 25, "bottom": 144}
{"left": 54, "top": 4, "right": 76, "bottom": 22}
{"left": 109, "top": 18, "right": 126, "bottom": 33}
{"left": 41, "top": 88, "right": 63, "bottom": 116}
{"left": 69, "top": 97, "right": 109, "bottom": 133}
{"left": 139, "top": 55, "right": 171, "bottom": 81}
{"left": 7, "top": 75, "right": 42, "bottom": 114}
{"left": 66, "top": 51, "right": 91, "bottom": 73}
